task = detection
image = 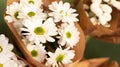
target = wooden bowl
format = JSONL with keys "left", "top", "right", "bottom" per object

{"left": 5, "top": 0, "right": 86, "bottom": 66}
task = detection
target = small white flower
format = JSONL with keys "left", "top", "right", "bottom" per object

{"left": 0, "top": 34, "right": 27, "bottom": 67}
{"left": 99, "top": 16, "right": 111, "bottom": 27}
{"left": 89, "top": 2, "right": 112, "bottom": 27}
{"left": 5, "top": 2, "right": 21, "bottom": 23}
{"left": 0, "top": 34, "right": 14, "bottom": 63}
{"left": 27, "top": 44, "right": 47, "bottom": 62}
{"left": 49, "top": 1, "right": 78, "bottom": 24}
{"left": 21, "top": 18, "right": 58, "bottom": 44}
{"left": 99, "top": 16, "right": 107, "bottom": 25}
{"left": 18, "top": 4, "right": 47, "bottom": 20}
{"left": 90, "top": 3, "right": 103, "bottom": 17}
{"left": 100, "top": 4, "right": 112, "bottom": 14}
{"left": 103, "top": 13, "right": 111, "bottom": 22}
{"left": 58, "top": 23, "right": 80, "bottom": 48}
{"left": 5, "top": 2, "right": 23, "bottom": 32}
{"left": 46, "top": 47, "right": 75, "bottom": 67}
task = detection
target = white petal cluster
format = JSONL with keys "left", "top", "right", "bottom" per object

{"left": 58, "top": 23, "right": 80, "bottom": 48}
{"left": 21, "top": 18, "right": 58, "bottom": 44}
{"left": 5, "top": 1, "right": 80, "bottom": 66}
{"left": 46, "top": 47, "right": 75, "bottom": 67}
{"left": 49, "top": 1, "right": 78, "bottom": 25}
{"left": 0, "top": 34, "right": 14, "bottom": 63}
{"left": 18, "top": 4, "right": 46, "bottom": 20}
{"left": 27, "top": 44, "right": 47, "bottom": 62}
{"left": 85, "top": 0, "right": 120, "bottom": 27}
{"left": 5, "top": 2, "right": 21, "bottom": 23}
{"left": 90, "top": 0, "right": 112, "bottom": 27}
{"left": 5, "top": 2, "right": 22, "bottom": 33}
{"left": 0, "top": 34, "right": 26, "bottom": 67}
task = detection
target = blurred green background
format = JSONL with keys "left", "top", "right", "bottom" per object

{"left": 0, "top": 0, "right": 120, "bottom": 65}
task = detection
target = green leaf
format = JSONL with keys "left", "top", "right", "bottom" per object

{"left": 84, "top": 37, "right": 120, "bottom": 64}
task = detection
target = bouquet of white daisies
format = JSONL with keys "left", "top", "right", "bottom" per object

{"left": 0, "top": 34, "right": 27, "bottom": 67}
{"left": 5, "top": 0, "right": 85, "bottom": 67}
{"left": 76, "top": 0, "right": 120, "bottom": 37}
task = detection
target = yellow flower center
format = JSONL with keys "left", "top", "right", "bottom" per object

{"left": 65, "top": 12, "right": 68, "bottom": 16}
{"left": 31, "top": 50, "right": 38, "bottom": 57}
{"left": 0, "top": 45, "right": 3, "bottom": 53}
{"left": 60, "top": 10, "right": 63, "bottom": 14}
{"left": 14, "top": 11, "right": 19, "bottom": 20}
{"left": 66, "top": 32, "right": 71, "bottom": 39}
{"left": 34, "top": 27, "right": 45, "bottom": 35}
{"left": 0, "top": 64, "right": 3, "bottom": 67}
{"left": 27, "top": 11, "right": 35, "bottom": 17}
{"left": 56, "top": 54, "right": 64, "bottom": 62}
{"left": 28, "top": 0, "right": 34, "bottom": 4}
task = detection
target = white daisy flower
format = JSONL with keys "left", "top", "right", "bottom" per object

{"left": 5, "top": 2, "right": 23, "bottom": 32}
{"left": 5, "top": 2, "right": 21, "bottom": 23}
{"left": 27, "top": 44, "right": 47, "bottom": 62}
{"left": 21, "top": 18, "right": 58, "bottom": 44}
{"left": 100, "top": 4, "right": 112, "bottom": 14}
{"left": 20, "top": 0, "right": 43, "bottom": 7}
{"left": 46, "top": 47, "right": 75, "bottom": 67}
{"left": 58, "top": 23, "right": 80, "bottom": 48}
{"left": 49, "top": 1, "right": 78, "bottom": 25}
{"left": 18, "top": 4, "right": 47, "bottom": 20}
{"left": 0, "top": 34, "right": 27, "bottom": 67}
{"left": 0, "top": 34, "right": 14, "bottom": 63}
